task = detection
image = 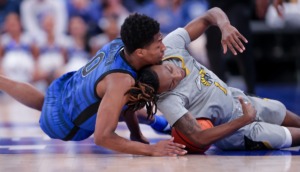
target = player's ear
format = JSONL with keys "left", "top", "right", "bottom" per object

{"left": 135, "top": 48, "right": 145, "bottom": 57}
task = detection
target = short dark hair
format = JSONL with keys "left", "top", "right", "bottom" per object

{"left": 125, "top": 67, "right": 160, "bottom": 119}
{"left": 121, "top": 13, "right": 160, "bottom": 54}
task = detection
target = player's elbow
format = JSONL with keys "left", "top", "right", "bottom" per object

{"left": 186, "top": 129, "right": 214, "bottom": 148}
{"left": 94, "top": 131, "right": 109, "bottom": 147}
{"left": 207, "top": 7, "right": 222, "bottom": 15}
{"left": 94, "top": 135, "right": 104, "bottom": 146}
{"left": 191, "top": 135, "right": 211, "bottom": 148}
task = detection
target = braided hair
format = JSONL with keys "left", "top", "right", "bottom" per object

{"left": 125, "top": 67, "right": 159, "bottom": 119}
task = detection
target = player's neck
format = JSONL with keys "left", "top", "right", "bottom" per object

{"left": 123, "top": 49, "right": 143, "bottom": 71}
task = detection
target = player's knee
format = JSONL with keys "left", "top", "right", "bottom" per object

{"left": 271, "top": 100, "right": 286, "bottom": 113}
{"left": 262, "top": 99, "right": 286, "bottom": 119}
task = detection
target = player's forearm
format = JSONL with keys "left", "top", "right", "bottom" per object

{"left": 184, "top": 7, "right": 229, "bottom": 41}
{"left": 174, "top": 112, "right": 251, "bottom": 148}
{"left": 205, "top": 7, "right": 230, "bottom": 30}
{"left": 192, "top": 115, "right": 251, "bottom": 147}
{"left": 94, "top": 132, "right": 153, "bottom": 156}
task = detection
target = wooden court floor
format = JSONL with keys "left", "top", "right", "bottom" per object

{"left": 0, "top": 92, "right": 300, "bottom": 172}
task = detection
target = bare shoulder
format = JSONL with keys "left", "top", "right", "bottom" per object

{"left": 106, "top": 73, "right": 135, "bottom": 86}
{"left": 96, "top": 73, "right": 135, "bottom": 97}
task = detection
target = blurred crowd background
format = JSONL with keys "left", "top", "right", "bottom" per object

{"left": 0, "top": 0, "right": 299, "bottom": 93}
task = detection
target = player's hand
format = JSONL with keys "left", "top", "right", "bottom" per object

{"left": 220, "top": 23, "right": 248, "bottom": 56}
{"left": 273, "top": 0, "right": 284, "bottom": 18}
{"left": 238, "top": 97, "right": 257, "bottom": 124}
{"left": 130, "top": 133, "right": 150, "bottom": 144}
{"left": 150, "top": 137, "right": 187, "bottom": 156}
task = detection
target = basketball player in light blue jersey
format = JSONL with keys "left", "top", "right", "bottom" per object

{"left": 0, "top": 8, "right": 245, "bottom": 156}
{"left": 129, "top": 9, "right": 300, "bottom": 151}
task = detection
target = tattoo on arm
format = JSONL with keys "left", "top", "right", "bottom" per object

{"left": 174, "top": 113, "right": 201, "bottom": 136}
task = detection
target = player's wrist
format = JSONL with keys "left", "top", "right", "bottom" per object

{"left": 239, "top": 114, "right": 253, "bottom": 125}
{"left": 219, "top": 22, "right": 231, "bottom": 32}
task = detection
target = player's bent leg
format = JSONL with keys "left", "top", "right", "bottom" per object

{"left": 135, "top": 108, "right": 171, "bottom": 134}
{"left": 0, "top": 75, "right": 44, "bottom": 111}
{"left": 281, "top": 110, "right": 300, "bottom": 128}
{"left": 149, "top": 115, "right": 171, "bottom": 135}
{"left": 244, "top": 122, "right": 292, "bottom": 150}
{"left": 215, "top": 122, "right": 293, "bottom": 150}
{"left": 134, "top": 108, "right": 154, "bottom": 125}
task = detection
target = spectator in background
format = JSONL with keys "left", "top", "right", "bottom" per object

{"left": 87, "top": 0, "right": 129, "bottom": 54}
{"left": 138, "top": 0, "right": 182, "bottom": 35}
{"left": 265, "top": 0, "right": 300, "bottom": 28}
{"left": 101, "top": 0, "right": 129, "bottom": 19}
{"left": 20, "top": 0, "right": 67, "bottom": 40}
{"left": 35, "top": 15, "right": 91, "bottom": 84}
{"left": 66, "top": 0, "right": 102, "bottom": 36}
{"left": 58, "top": 16, "right": 90, "bottom": 76}
{"left": 181, "top": 0, "right": 210, "bottom": 67}
{"left": 181, "top": 0, "right": 209, "bottom": 26}
{"left": 122, "top": 0, "right": 147, "bottom": 12}
{"left": 34, "top": 13, "right": 69, "bottom": 88}
{"left": 0, "top": 0, "right": 22, "bottom": 33}
{"left": 89, "top": 14, "right": 120, "bottom": 55}
{"left": 0, "top": 12, "right": 38, "bottom": 82}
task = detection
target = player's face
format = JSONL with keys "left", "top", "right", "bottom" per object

{"left": 143, "top": 33, "right": 166, "bottom": 65}
{"left": 151, "top": 62, "right": 186, "bottom": 93}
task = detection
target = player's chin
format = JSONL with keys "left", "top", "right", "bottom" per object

{"left": 156, "top": 60, "right": 163, "bottom": 65}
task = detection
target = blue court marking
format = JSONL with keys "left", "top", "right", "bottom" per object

{"left": 0, "top": 137, "right": 116, "bottom": 154}
{"left": 205, "top": 146, "right": 300, "bottom": 156}
{"left": 0, "top": 122, "right": 39, "bottom": 127}
{"left": 256, "top": 84, "right": 300, "bottom": 114}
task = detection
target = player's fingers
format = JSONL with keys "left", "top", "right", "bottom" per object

{"left": 221, "top": 41, "right": 227, "bottom": 54}
{"left": 238, "top": 97, "right": 244, "bottom": 104}
{"left": 229, "top": 36, "right": 243, "bottom": 53}
{"left": 166, "top": 148, "right": 187, "bottom": 156}
{"left": 166, "top": 144, "right": 186, "bottom": 153}
{"left": 239, "top": 98, "right": 254, "bottom": 113}
{"left": 173, "top": 149, "right": 187, "bottom": 155}
{"left": 233, "top": 34, "right": 245, "bottom": 52}
{"left": 167, "top": 137, "right": 186, "bottom": 148}
{"left": 171, "top": 142, "right": 186, "bottom": 148}
{"left": 227, "top": 42, "right": 237, "bottom": 55}
{"left": 238, "top": 97, "right": 249, "bottom": 107}
{"left": 236, "top": 32, "right": 248, "bottom": 43}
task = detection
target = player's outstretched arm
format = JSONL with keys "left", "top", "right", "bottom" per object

{"left": 93, "top": 73, "right": 186, "bottom": 156}
{"left": 173, "top": 97, "right": 256, "bottom": 149}
{"left": 184, "top": 7, "right": 247, "bottom": 55}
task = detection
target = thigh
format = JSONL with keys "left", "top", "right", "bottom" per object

{"left": 249, "top": 96, "right": 286, "bottom": 125}
{"left": 39, "top": 108, "right": 93, "bottom": 141}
